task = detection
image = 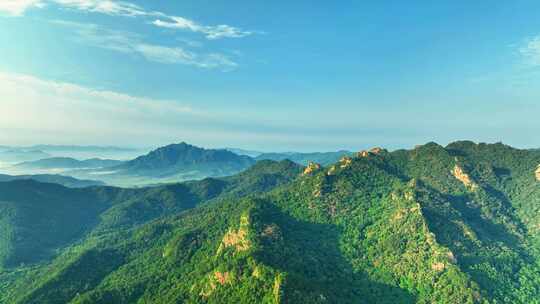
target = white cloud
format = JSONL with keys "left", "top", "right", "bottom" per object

{"left": 0, "top": 71, "right": 207, "bottom": 145}
{"left": 135, "top": 44, "right": 237, "bottom": 69}
{"left": 4, "top": 0, "right": 255, "bottom": 40}
{"left": 519, "top": 35, "right": 540, "bottom": 67}
{"left": 152, "top": 16, "right": 252, "bottom": 40}
{"left": 0, "top": 70, "right": 194, "bottom": 116}
{"left": 0, "top": 71, "right": 353, "bottom": 149}
{"left": 0, "top": 0, "right": 44, "bottom": 16}
{"left": 52, "top": 20, "right": 238, "bottom": 69}
{"left": 52, "top": 0, "right": 147, "bottom": 16}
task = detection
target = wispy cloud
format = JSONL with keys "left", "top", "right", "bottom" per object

{"left": 2, "top": 0, "right": 255, "bottom": 40}
{"left": 519, "top": 35, "right": 540, "bottom": 67}
{"left": 0, "top": 71, "right": 358, "bottom": 150}
{"left": 152, "top": 16, "right": 253, "bottom": 40}
{"left": 52, "top": 0, "right": 147, "bottom": 16}
{"left": 52, "top": 20, "right": 238, "bottom": 69}
{"left": 0, "top": 70, "right": 199, "bottom": 143}
{"left": 0, "top": 0, "right": 44, "bottom": 16}
{"left": 134, "top": 44, "right": 237, "bottom": 69}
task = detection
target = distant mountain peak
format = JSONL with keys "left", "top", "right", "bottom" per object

{"left": 117, "top": 142, "right": 255, "bottom": 178}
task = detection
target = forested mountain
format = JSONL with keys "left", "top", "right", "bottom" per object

{"left": 0, "top": 174, "right": 105, "bottom": 188}
{"left": 0, "top": 160, "right": 301, "bottom": 272}
{"left": 256, "top": 150, "right": 352, "bottom": 166}
{"left": 112, "top": 142, "right": 256, "bottom": 178}
{"left": 1, "top": 141, "right": 540, "bottom": 303}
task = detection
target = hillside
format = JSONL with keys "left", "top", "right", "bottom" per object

{"left": 1, "top": 142, "right": 539, "bottom": 303}
{"left": 0, "top": 174, "right": 105, "bottom": 188}
{"left": 0, "top": 160, "right": 301, "bottom": 272}
{"left": 256, "top": 150, "right": 352, "bottom": 166}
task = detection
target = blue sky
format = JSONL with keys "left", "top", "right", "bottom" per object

{"left": 0, "top": 1, "right": 539, "bottom": 151}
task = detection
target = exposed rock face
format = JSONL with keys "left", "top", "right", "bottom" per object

{"left": 431, "top": 262, "right": 445, "bottom": 271}
{"left": 358, "top": 147, "right": 386, "bottom": 158}
{"left": 452, "top": 165, "right": 478, "bottom": 190}
{"left": 214, "top": 271, "right": 232, "bottom": 285}
{"left": 302, "top": 162, "right": 321, "bottom": 175}
{"left": 369, "top": 147, "right": 385, "bottom": 154}
{"left": 326, "top": 165, "right": 337, "bottom": 175}
{"left": 536, "top": 165, "right": 540, "bottom": 181}
{"left": 358, "top": 150, "right": 369, "bottom": 158}
{"left": 217, "top": 214, "right": 251, "bottom": 254}
{"left": 339, "top": 156, "right": 352, "bottom": 168}
{"left": 199, "top": 271, "right": 233, "bottom": 297}
{"left": 447, "top": 251, "right": 457, "bottom": 263}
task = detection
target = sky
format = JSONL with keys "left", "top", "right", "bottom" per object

{"left": 0, "top": 0, "right": 539, "bottom": 152}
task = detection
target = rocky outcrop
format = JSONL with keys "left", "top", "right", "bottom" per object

{"left": 358, "top": 150, "right": 369, "bottom": 158}
{"left": 369, "top": 147, "right": 385, "bottom": 154}
{"left": 452, "top": 165, "right": 478, "bottom": 190}
{"left": 302, "top": 162, "right": 321, "bottom": 175}
{"left": 536, "top": 165, "right": 540, "bottom": 181}
{"left": 217, "top": 214, "right": 251, "bottom": 255}
{"left": 358, "top": 147, "right": 386, "bottom": 158}
{"left": 431, "top": 262, "right": 445, "bottom": 271}
{"left": 199, "top": 271, "right": 233, "bottom": 297}
{"left": 326, "top": 165, "right": 337, "bottom": 175}
{"left": 339, "top": 156, "right": 352, "bottom": 168}
{"left": 214, "top": 271, "right": 232, "bottom": 285}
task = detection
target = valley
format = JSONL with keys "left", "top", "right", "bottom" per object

{"left": 1, "top": 141, "right": 539, "bottom": 303}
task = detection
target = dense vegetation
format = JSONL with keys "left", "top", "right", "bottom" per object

{"left": 256, "top": 150, "right": 352, "bottom": 166}
{"left": 1, "top": 142, "right": 539, "bottom": 303}
{"left": 0, "top": 174, "right": 105, "bottom": 188}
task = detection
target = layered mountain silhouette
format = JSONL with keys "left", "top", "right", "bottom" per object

{"left": 12, "top": 157, "right": 123, "bottom": 170}
{"left": 0, "top": 173, "right": 105, "bottom": 188}
{"left": 1, "top": 141, "right": 539, "bottom": 303}
{"left": 111, "top": 142, "right": 256, "bottom": 178}
{"left": 2, "top": 143, "right": 358, "bottom": 187}
{"left": 0, "top": 149, "right": 51, "bottom": 163}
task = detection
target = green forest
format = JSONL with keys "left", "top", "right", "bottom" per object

{"left": 1, "top": 141, "right": 539, "bottom": 303}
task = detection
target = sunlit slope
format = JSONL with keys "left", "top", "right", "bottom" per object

{"left": 2, "top": 142, "right": 540, "bottom": 303}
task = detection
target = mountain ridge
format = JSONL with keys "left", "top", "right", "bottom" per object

{"left": 1, "top": 141, "right": 539, "bottom": 303}
{"left": 12, "top": 157, "right": 123, "bottom": 170}
{"left": 0, "top": 173, "right": 105, "bottom": 188}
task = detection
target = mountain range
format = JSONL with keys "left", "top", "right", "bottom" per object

{"left": 1, "top": 141, "right": 539, "bottom": 303}
{"left": 12, "top": 157, "right": 124, "bottom": 170}
{"left": 0, "top": 149, "right": 51, "bottom": 164}
{"left": 0, "top": 145, "right": 146, "bottom": 162}
{"left": 1, "top": 143, "right": 358, "bottom": 187}
{"left": 115, "top": 142, "right": 255, "bottom": 176}
{"left": 255, "top": 150, "right": 352, "bottom": 166}
{"left": 0, "top": 174, "right": 105, "bottom": 188}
